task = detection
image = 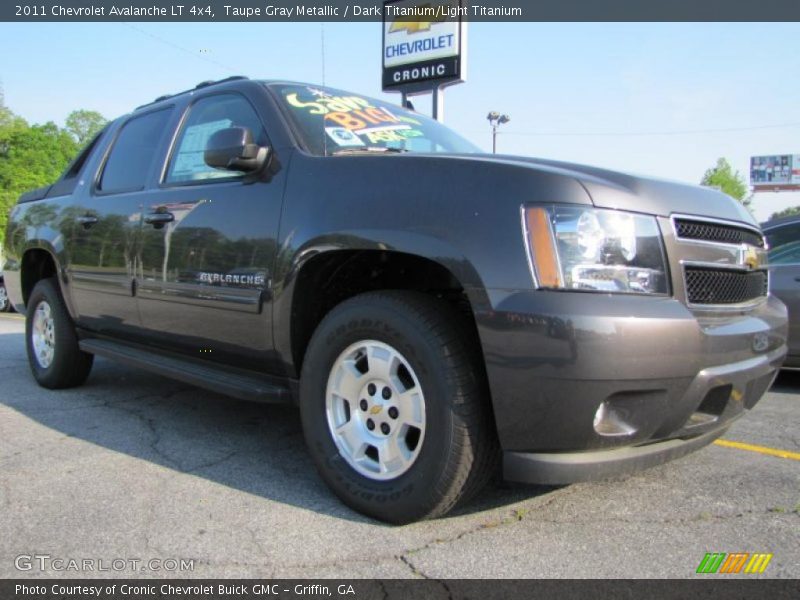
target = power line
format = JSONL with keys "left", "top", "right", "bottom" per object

{"left": 321, "top": 23, "right": 326, "bottom": 86}
{"left": 498, "top": 122, "right": 800, "bottom": 138}
{"left": 121, "top": 23, "right": 238, "bottom": 74}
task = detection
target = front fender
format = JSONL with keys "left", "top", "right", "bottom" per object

{"left": 291, "top": 228, "right": 485, "bottom": 289}
{"left": 272, "top": 228, "right": 487, "bottom": 374}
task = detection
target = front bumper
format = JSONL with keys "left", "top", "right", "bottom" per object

{"left": 473, "top": 289, "right": 787, "bottom": 483}
{"left": 502, "top": 344, "right": 784, "bottom": 483}
{"left": 504, "top": 422, "right": 730, "bottom": 485}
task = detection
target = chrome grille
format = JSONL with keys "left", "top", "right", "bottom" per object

{"left": 669, "top": 215, "right": 769, "bottom": 308}
{"left": 685, "top": 268, "right": 768, "bottom": 305}
{"left": 674, "top": 218, "right": 764, "bottom": 248}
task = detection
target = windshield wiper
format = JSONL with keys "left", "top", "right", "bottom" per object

{"left": 331, "top": 146, "right": 408, "bottom": 156}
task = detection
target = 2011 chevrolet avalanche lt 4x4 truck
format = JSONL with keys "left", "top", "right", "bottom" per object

{"left": 3, "top": 77, "right": 788, "bottom": 523}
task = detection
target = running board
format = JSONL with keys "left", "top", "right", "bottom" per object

{"left": 79, "top": 338, "right": 293, "bottom": 404}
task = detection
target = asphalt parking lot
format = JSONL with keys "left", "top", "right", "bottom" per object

{"left": 0, "top": 313, "right": 797, "bottom": 579}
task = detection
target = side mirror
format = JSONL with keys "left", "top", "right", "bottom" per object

{"left": 204, "top": 127, "right": 269, "bottom": 172}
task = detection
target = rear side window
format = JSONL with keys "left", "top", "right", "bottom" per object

{"left": 63, "top": 127, "right": 107, "bottom": 180}
{"left": 45, "top": 127, "right": 110, "bottom": 198}
{"left": 166, "top": 94, "right": 267, "bottom": 184}
{"left": 99, "top": 108, "right": 172, "bottom": 193}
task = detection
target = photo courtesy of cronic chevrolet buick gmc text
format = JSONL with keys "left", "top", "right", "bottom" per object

{"left": 2, "top": 77, "right": 788, "bottom": 523}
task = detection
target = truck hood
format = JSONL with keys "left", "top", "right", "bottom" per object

{"left": 459, "top": 154, "right": 757, "bottom": 227}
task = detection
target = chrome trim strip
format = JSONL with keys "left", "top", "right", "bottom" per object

{"left": 679, "top": 260, "right": 768, "bottom": 272}
{"left": 670, "top": 236, "right": 762, "bottom": 251}
{"left": 686, "top": 296, "right": 768, "bottom": 312}
{"left": 670, "top": 213, "right": 765, "bottom": 250}
{"left": 670, "top": 212, "right": 763, "bottom": 237}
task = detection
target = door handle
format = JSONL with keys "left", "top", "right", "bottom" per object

{"left": 144, "top": 212, "right": 175, "bottom": 226}
{"left": 793, "top": 276, "right": 800, "bottom": 282}
{"left": 76, "top": 215, "right": 98, "bottom": 228}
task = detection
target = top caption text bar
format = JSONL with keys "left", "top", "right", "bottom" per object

{"left": 3, "top": 0, "right": 800, "bottom": 22}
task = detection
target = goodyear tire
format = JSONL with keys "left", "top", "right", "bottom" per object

{"left": 300, "top": 291, "right": 498, "bottom": 524}
{"left": 26, "top": 278, "right": 93, "bottom": 389}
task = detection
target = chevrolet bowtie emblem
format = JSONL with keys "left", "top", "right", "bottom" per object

{"left": 743, "top": 247, "right": 759, "bottom": 270}
{"left": 370, "top": 405, "right": 382, "bottom": 415}
{"left": 389, "top": 20, "right": 435, "bottom": 34}
{"left": 388, "top": 4, "right": 443, "bottom": 34}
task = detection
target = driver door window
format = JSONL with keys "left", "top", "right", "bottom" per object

{"left": 166, "top": 94, "right": 267, "bottom": 184}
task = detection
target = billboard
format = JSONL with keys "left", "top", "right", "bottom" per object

{"left": 382, "top": 0, "right": 466, "bottom": 92}
{"left": 751, "top": 154, "right": 800, "bottom": 190}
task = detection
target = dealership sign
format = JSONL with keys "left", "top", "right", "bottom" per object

{"left": 751, "top": 154, "right": 800, "bottom": 191}
{"left": 382, "top": 0, "right": 466, "bottom": 92}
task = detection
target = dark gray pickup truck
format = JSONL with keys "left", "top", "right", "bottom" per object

{"left": 2, "top": 77, "right": 788, "bottom": 523}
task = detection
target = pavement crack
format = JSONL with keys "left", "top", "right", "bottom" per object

{"left": 397, "top": 554, "right": 427, "bottom": 579}
{"left": 397, "top": 555, "right": 452, "bottom": 598}
{"left": 140, "top": 478, "right": 172, "bottom": 557}
{"left": 105, "top": 401, "right": 180, "bottom": 469}
{"left": 186, "top": 449, "right": 240, "bottom": 474}
{"left": 273, "top": 488, "right": 578, "bottom": 577}
{"left": 387, "top": 491, "right": 577, "bottom": 578}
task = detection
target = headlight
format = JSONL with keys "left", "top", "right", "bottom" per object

{"left": 523, "top": 205, "right": 669, "bottom": 295}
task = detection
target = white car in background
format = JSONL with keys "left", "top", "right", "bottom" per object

{"left": 0, "top": 271, "right": 12, "bottom": 312}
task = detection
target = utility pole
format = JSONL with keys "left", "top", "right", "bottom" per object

{"left": 487, "top": 112, "right": 510, "bottom": 154}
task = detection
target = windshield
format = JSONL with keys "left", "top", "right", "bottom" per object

{"left": 268, "top": 83, "right": 482, "bottom": 156}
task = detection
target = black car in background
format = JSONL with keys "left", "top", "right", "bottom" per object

{"left": 763, "top": 215, "right": 800, "bottom": 367}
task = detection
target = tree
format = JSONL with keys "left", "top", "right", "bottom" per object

{"left": 701, "top": 157, "right": 751, "bottom": 207}
{"left": 0, "top": 113, "right": 79, "bottom": 245}
{"left": 65, "top": 109, "right": 107, "bottom": 145}
{"left": 768, "top": 206, "right": 800, "bottom": 221}
{"left": 0, "top": 84, "right": 28, "bottom": 151}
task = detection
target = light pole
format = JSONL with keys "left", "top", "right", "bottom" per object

{"left": 487, "top": 112, "right": 510, "bottom": 154}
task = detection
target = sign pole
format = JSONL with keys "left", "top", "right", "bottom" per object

{"left": 433, "top": 87, "right": 444, "bottom": 122}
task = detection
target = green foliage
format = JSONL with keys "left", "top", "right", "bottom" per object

{"left": 0, "top": 108, "right": 28, "bottom": 151}
{"left": 701, "top": 157, "right": 751, "bottom": 206}
{"left": 0, "top": 103, "right": 100, "bottom": 245}
{"left": 768, "top": 206, "right": 800, "bottom": 222}
{"left": 65, "top": 109, "right": 107, "bottom": 145}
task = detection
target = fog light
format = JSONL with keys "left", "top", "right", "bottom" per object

{"left": 593, "top": 401, "right": 637, "bottom": 437}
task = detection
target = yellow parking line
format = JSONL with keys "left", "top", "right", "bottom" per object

{"left": 714, "top": 439, "right": 800, "bottom": 461}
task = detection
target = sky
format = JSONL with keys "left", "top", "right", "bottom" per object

{"left": 0, "top": 21, "right": 798, "bottom": 221}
